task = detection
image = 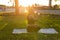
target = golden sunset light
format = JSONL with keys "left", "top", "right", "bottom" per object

{"left": 0, "top": 0, "right": 60, "bottom": 6}
{"left": 19, "top": 0, "right": 49, "bottom": 6}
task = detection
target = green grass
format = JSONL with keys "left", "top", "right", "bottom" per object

{"left": 38, "top": 14, "right": 60, "bottom": 32}
{"left": 0, "top": 13, "right": 60, "bottom": 40}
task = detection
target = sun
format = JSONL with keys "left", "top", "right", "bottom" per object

{"left": 19, "top": 0, "right": 49, "bottom": 7}
{"left": 19, "top": 0, "right": 33, "bottom": 7}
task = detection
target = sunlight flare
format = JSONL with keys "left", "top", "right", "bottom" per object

{"left": 0, "top": 0, "right": 60, "bottom": 6}
{"left": 24, "top": 9, "right": 28, "bottom": 13}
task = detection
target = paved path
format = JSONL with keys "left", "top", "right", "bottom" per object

{"left": 0, "top": 8, "right": 60, "bottom": 15}
{"left": 35, "top": 10, "right": 60, "bottom": 14}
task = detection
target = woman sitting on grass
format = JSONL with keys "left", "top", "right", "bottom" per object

{"left": 27, "top": 8, "right": 40, "bottom": 32}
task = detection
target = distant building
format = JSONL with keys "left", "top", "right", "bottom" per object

{"left": 0, "top": 5, "right": 6, "bottom": 11}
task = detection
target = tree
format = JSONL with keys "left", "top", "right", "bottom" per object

{"left": 49, "top": 0, "right": 59, "bottom": 8}
{"left": 49, "top": 0, "right": 52, "bottom": 8}
{"left": 15, "top": 0, "right": 19, "bottom": 15}
{"left": 9, "top": 0, "right": 19, "bottom": 15}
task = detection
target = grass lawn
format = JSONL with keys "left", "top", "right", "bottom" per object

{"left": 0, "top": 13, "right": 60, "bottom": 40}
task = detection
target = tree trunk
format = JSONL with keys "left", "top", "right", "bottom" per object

{"left": 49, "top": 0, "right": 52, "bottom": 8}
{"left": 15, "top": 0, "right": 19, "bottom": 15}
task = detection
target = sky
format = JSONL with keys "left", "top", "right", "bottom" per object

{"left": 0, "top": 0, "right": 13, "bottom": 6}
{"left": 0, "top": 0, "right": 60, "bottom": 6}
{"left": 19, "top": 0, "right": 49, "bottom": 6}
